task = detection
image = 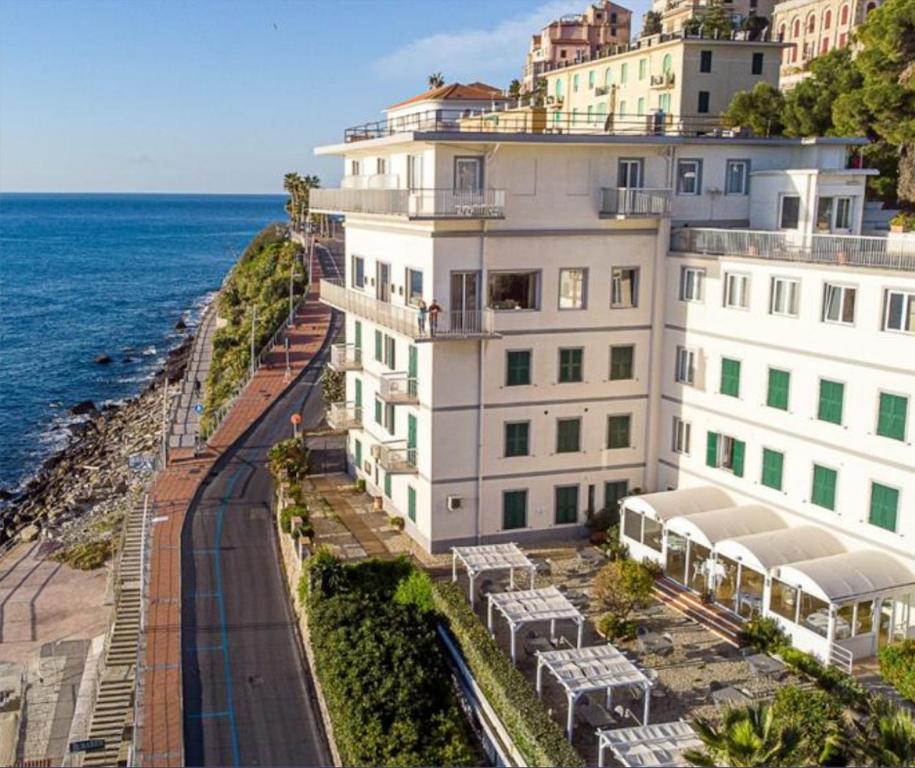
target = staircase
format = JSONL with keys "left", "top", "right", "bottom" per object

{"left": 653, "top": 576, "right": 744, "bottom": 647}
{"left": 861, "top": 200, "right": 900, "bottom": 235}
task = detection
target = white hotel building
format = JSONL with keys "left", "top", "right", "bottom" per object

{"left": 311, "top": 93, "right": 915, "bottom": 666}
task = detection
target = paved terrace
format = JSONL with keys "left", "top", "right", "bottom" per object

{"left": 140, "top": 261, "right": 332, "bottom": 768}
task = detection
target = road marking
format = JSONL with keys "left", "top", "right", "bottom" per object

{"left": 189, "top": 645, "right": 225, "bottom": 654}
{"left": 189, "top": 710, "right": 232, "bottom": 720}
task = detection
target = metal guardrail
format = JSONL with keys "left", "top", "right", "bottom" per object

{"left": 310, "top": 187, "right": 505, "bottom": 219}
{"left": 376, "top": 442, "right": 417, "bottom": 473}
{"left": 327, "top": 402, "right": 362, "bottom": 431}
{"left": 601, "top": 187, "right": 671, "bottom": 217}
{"left": 670, "top": 227, "right": 915, "bottom": 271}
{"left": 829, "top": 642, "right": 854, "bottom": 675}
{"left": 379, "top": 372, "right": 418, "bottom": 402}
{"left": 329, "top": 343, "right": 362, "bottom": 371}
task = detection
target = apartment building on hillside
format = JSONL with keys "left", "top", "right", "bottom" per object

{"left": 310, "top": 98, "right": 915, "bottom": 667}
{"left": 541, "top": 33, "right": 783, "bottom": 131}
{"left": 653, "top": 0, "right": 777, "bottom": 33}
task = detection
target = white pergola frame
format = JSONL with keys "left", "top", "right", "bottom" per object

{"left": 597, "top": 721, "right": 701, "bottom": 767}
{"left": 451, "top": 543, "right": 536, "bottom": 606}
{"left": 486, "top": 586, "right": 585, "bottom": 664}
{"left": 536, "top": 644, "right": 654, "bottom": 739}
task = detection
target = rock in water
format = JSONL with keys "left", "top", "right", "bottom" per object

{"left": 175, "top": 318, "right": 187, "bottom": 330}
{"left": 70, "top": 400, "right": 98, "bottom": 416}
{"left": 94, "top": 354, "right": 112, "bottom": 365}
{"left": 19, "top": 524, "right": 40, "bottom": 543}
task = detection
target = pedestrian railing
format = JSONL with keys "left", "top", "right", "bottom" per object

{"left": 601, "top": 187, "right": 672, "bottom": 217}
{"left": 329, "top": 343, "right": 363, "bottom": 371}
{"left": 378, "top": 372, "right": 418, "bottom": 403}
{"left": 375, "top": 442, "right": 418, "bottom": 474}
{"left": 327, "top": 402, "right": 362, "bottom": 431}
{"left": 310, "top": 187, "right": 505, "bottom": 219}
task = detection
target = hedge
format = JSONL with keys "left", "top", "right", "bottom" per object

{"left": 431, "top": 581, "right": 586, "bottom": 768}
{"left": 879, "top": 639, "right": 915, "bottom": 702}
{"left": 777, "top": 646, "right": 868, "bottom": 708}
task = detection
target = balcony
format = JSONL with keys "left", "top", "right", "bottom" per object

{"left": 310, "top": 187, "right": 505, "bottom": 220}
{"left": 319, "top": 279, "right": 499, "bottom": 341}
{"left": 378, "top": 372, "right": 418, "bottom": 404}
{"left": 374, "top": 442, "right": 418, "bottom": 474}
{"left": 650, "top": 72, "right": 676, "bottom": 89}
{"left": 328, "top": 343, "right": 362, "bottom": 372}
{"left": 600, "top": 188, "right": 672, "bottom": 218}
{"left": 670, "top": 227, "right": 915, "bottom": 272}
{"left": 327, "top": 402, "right": 362, "bottom": 431}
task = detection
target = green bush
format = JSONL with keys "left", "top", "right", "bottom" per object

{"left": 593, "top": 558, "right": 654, "bottom": 620}
{"left": 393, "top": 569, "right": 435, "bottom": 614}
{"left": 879, "top": 639, "right": 915, "bottom": 702}
{"left": 740, "top": 615, "right": 789, "bottom": 653}
{"left": 771, "top": 685, "right": 846, "bottom": 765}
{"left": 597, "top": 613, "right": 638, "bottom": 641}
{"left": 778, "top": 646, "right": 868, "bottom": 708}
{"left": 431, "top": 581, "right": 585, "bottom": 768}
{"left": 268, "top": 438, "right": 309, "bottom": 485}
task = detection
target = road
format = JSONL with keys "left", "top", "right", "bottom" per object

{"left": 180, "top": 243, "right": 342, "bottom": 766}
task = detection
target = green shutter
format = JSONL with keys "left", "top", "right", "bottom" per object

{"left": 354, "top": 378, "right": 362, "bottom": 408}
{"left": 811, "top": 465, "right": 837, "bottom": 510}
{"left": 354, "top": 439, "right": 362, "bottom": 469}
{"left": 720, "top": 358, "right": 741, "bottom": 397}
{"left": 605, "top": 480, "right": 629, "bottom": 509}
{"left": 732, "top": 439, "right": 745, "bottom": 477}
{"left": 555, "top": 485, "right": 579, "bottom": 524}
{"left": 374, "top": 398, "right": 382, "bottom": 425}
{"left": 354, "top": 320, "right": 362, "bottom": 350}
{"left": 384, "top": 472, "right": 392, "bottom": 498}
{"left": 607, "top": 415, "right": 631, "bottom": 449}
{"left": 407, "top": 486, "right": 416, "bottom": 522}
{"left": 503, "top": 490, "right": 527, "bottom": 530}
{"left": 374, "top": 330, "right": 382, "bottom": 361}
{"left": 610, "top": 346, "right": 634, "bottom": 380}
{"left": 506, "top": 350, "right": 531, "bottom": 386}
{"left": 706, "top": 431, "right": 718, "bottom": 467}
{"left": 767, "top": 368, "right": 790, "bottom": 410}
{"left": 869, "top": 482, "right": 899, "bottom": 531}
{"left": 559, "top": 348, "right": 583, "bottom": 383}
{"left": 505, "top": 422, "right": 529, "bottom": 457}
{"left": 877, "top": 393, "right": 908, "bottom": 441}
{"left": 557, "top": 419, "right": 581, "bottom": 453}
{"left": 818, "top": 380, "right": 844, "bottom": 424}
{"left": 761, "top": 448, "right": 784, "bottom": 490}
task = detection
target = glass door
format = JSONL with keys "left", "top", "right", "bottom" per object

{"left": 376, "top": 262, "right": 391, "bottom": 302}
{"left": 687, "top": 542, "right": 711, "bottom": 593}
{"left": 618, "top": 158, "right": 643, "bottom": 188}
{"left": 665, "top": 532, "right": 688, "bottom": 584}
{"left": 450, "top": 271, "right": 479, "bottom": 332}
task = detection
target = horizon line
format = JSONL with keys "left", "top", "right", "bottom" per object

{"left": 0, "top": 190, "right": 289, "bottom": 197}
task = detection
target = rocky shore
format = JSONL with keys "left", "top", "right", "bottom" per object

{"left": 0, "top": 336, "right": 195, "bottom": 560}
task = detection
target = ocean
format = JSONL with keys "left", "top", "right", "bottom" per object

{"left": 0, "top": 193, "right": 286, "bottom": 491}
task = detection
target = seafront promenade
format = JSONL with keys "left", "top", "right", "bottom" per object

{"left": 139, "top": 255, "right": 333, "bottom": 767}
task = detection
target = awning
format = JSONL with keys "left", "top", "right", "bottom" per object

{"left": 597, "top": 721, "right": 701, "bottom": 768}
{"left": 716, "top": 525, "right": 846, "bottom": 574}
{"left": 622, "top": 486, "right": 733, "bottom": 523}
{"left": 666, "top": 505, "right": 785, "bottom": 549}
{"left": 776, "top": 550, "right": 915, "bottom": 604}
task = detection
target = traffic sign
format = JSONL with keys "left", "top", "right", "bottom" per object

{"left": 194, "top": 403, "right": 205, "bottom": 414}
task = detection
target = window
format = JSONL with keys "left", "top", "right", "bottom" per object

{"left": 407, "top": 154, "right": 423, "bottom": 191}
{"left": 454, "top": 156, "right": 483, "bottom": 192}
{"left": 352, "top": 255, "right": 365, "bottom": 289}
{"left": 351, "top": 159, "right": 361, "bottom": 176}
{"left": 720, "top": 358, "right": 741, "bottom": 397}
{"left": 573, "top": 73, "right": 580, "bottom": 92}
{"left": 779, "top": 195, "right": 801, "bottom": 229}
{"left": 506, "top": 350, "right": 532, "bottom": 386}
{"left": 835, "top": 197, "right": 852, "bottom": 230}
{"left": 376, "top": 157, "right": 387, "bottom": 175}
{"left": 607, "top": 414, "right": 631, "bottom": 449}
{"left": 555, "top": 485, "right": 579, "bottom": 524}
{"left": 662, "top": 53, "right": 673, "bottom": 72}
{"left": 559, "top": 268, "right": 587, "bottom": 309}
{"left": 816, "top": 197, "right": 834, "bottom": 231}
{"left": 817, "top": 379, "right": 844, "bottom": 425}
{"left": 488, "top": 271, "right": 538, "bottom": 310}
{"left": 725, "top": 160, "right": 750, "bottom": 195}
{"left": 761, "top": 448, "right": 784, "bottom": 490}
{"left": 770, "top": 277, "right": 800, "bottom": 316}
{"left": 700, "top": 50, "right": 713, "bottom": 72}
{"left": 610, "top": 345, "right": 634, "bottom": 380}
{"left": 406, "top": 268, "right": 423, "bottom": 305}
{"left": 383, "top": 334, "right": 396, "bottom": 369}
{"left": 767, "top": 368, "right": 790, "bottom": 410}
{"left": 752, "top": 52, "right": 764, "bottom": 74}
{"left": 706, "top": 432, "right": 745, "bottom": 476}
{"left": 502, "top": 490, "right": 527, "bottom": 530}
{"left": 884, "top": 290, "right": 915, "bottom": 333}
{"left": 374, "top": 329, "right": 383, "bottom": 362}
{"left": 572, "top": 108, "right": 579, "bottom": 125}
{"left": 840, "top": 3, "right": 849, "bottom": 24}
{"left": 697, "top": 91, "right": 710, "bottom": 113}
{"left": 877, "top": 392, "right": 908, "bottom": 441}
{"left": 384, "top": 402, "right": 395, "bottom": 434}
{"left": 354, "top": 438, "right": 362, "bottom": 469}
{"left": 811, "top": 464, "right": 837, "bottom": 510}
{"left": 605, "top": 67, "right": 612, "bottom": 85}
{"left": 384, "top": 471, "right": 391, "bottom": 498}
{"left": 605, "top": 480, "right": 629, "bottom": 510}
{"left": 669, "top": 416, "right": 690, "bottom": 454}
{"left": 374, "top": 396, "right": 382, "bottom": 425}
{"left": 675, "top": 346, "right": 696, "bottom": 385}
{"left": 618, "top": 100, "right": 627, "bottom": 117}
{"left": 611, "top": 267, "right": 639, "bottom": 308}
{"left": 407, "top": 486, "right": 416, "bottom": 522}
{"left": 558, "top": 348, "right": 583, "bottom": 383}
{"left": 724, "top": 272, "right": 749, "bottom": 308}
{"left": 620, "top": 62, "right": 629, "bottom": 83}
{"left": 504, "top": 422, "right": 530, "bottom": 457}
{"left": 680, "top": 266, "right": 705, "bottom": 302}
{"left": 556, "top": 418, "right": 581, "bottom": 453}
{"left": 588, "top": 70, "right": 595, "bottom": 89}
{"left": 659, "top": 92, "right": 671, "bottom": 113}
{"left": 676, "top": 159, "right": 702, "bottom": 195}
{"left": 869, "top": 482, "right": 899, "bottom": 531}
{"left": 822, "top": 283, "right": 856, "bottom": 324}
{"left": 824, "top": 9, "right": 832, "bottom": 28}
{"left": 637, "top": 97, "right": 646, "bottom": 116}
{"left": 638, "top": 58, "right": 647, "bottom": 80}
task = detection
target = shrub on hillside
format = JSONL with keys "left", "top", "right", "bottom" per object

{"left": 592, "top": 558, "right": 654, "bottom": 621}
{"left": 740, "top": 615, "right": 789, "bottom": 653}
{"left": 771, "top": 685, "right": 846, "bottom": 765}
{"left": 879, "top": 639, "right": 915, "bottom": 702}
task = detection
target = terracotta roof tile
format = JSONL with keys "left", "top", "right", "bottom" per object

{"left": 387, "top": 81, "right": 508, "bottom": 110}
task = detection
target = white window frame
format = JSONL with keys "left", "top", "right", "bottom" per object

{"left": 611, "top": 266, "right": 639, "bottom": 308}
{"left": 376, "top": 157, "right": 387, "bottom": 175}
{"left": 676, "top": 159, "right": 702, "bottom": 196}
{"left": 407, "top": 154, "right": 423, "bottom": 192}
{"left": 770, "top": 276, "right": 800, "bottom": 317}
{"left": 834, "top": 196, "right": 853, "bottom": 232}
{"left": 351, "top": 159, "right": 361, "bottom": 176}
{"left": 680, "top": 266, "right": 706, "bottom": 303}
{"left": 883, "top": 289, "right": 915, "bottom": 334}
{"left": 672, "top": 416, "right": 691, "bottom": 455}
{"left": 723, "top": 272, "right": 750, "bottom": 309}
{"left": 405, "top": 267, "right": 424, "bottom": 306}
{"left": 675, "top": 346, "right": 696, "bottom": 385}
{"left": 822, "top": 282, "right": 857, "bottom": 325}
{"left": 779, "top": 195, "right": 801, "bottom": 230}
{"left": 718, "top": 434, "right": 738, "bottom": 472}
{"left": 725, "top": 159, "right": 750, "bottom": 195}
{"left": 352, "top": 255, "right": 365, "bottom": 289}
{"left": 558, "top": 267, "right": 588, "bottom": 310}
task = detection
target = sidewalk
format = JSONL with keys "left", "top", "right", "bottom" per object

{"left": 167, "top": 305, "right": 218, "bottom": 451}
{"left": 140, "top": 263, "right": 332, "bottom": 767}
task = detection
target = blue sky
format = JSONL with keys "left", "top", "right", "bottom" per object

{"left": 0, "top": 0, "right": 649, "bottom": 194}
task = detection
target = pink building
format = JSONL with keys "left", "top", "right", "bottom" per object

{"left": 522, "top": 1, "right": 633, "bottom": 92}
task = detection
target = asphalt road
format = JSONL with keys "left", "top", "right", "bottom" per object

{"left": 181, "top": 244, "right": 342, "bottom": 767}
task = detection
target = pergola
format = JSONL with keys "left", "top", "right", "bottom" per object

{"left": 597, "top": 721, "right": 701, "bottom": 768}
{"left": 486, "top": 586, "right": 584, "bottom": 664}
{"left": 535, "top": 644, "right": 654, "bottom": 739}
{"left": 451, "top": 543, "right": 536, "bottom": 605}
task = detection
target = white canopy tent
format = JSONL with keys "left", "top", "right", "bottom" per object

{"left": 622, "top": 486, "right": 734, "bottom": 523}
{"left": 535, "top": 644, "right": 654, "bottom": 739}
{"left": 777, "top": 550, "right": 915, "bottom": 604}
{"left": 665, "top": 504, "right": 786, "bottom": 548}
{"left": 451, "top": 543, "right": 536, "bottom": 605}
{"left": 597, "top": 721, "right": 702, "bottom": 768}
{"left": 716, "top": 526, "right": 846, "bottom": 573}
{"left": 487, "top": 586, "right": 585, "bottom": 664}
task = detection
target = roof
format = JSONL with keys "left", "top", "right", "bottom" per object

{"left": 666, "top": 504, "right": 786, "bottom": 547}
{"left": 598, "top": 721, "right": 702, "bottom": 768}
{"left": 537, "top": 644, "right": 652, "bottom": 695}
{"left": 623, "top": 486, "right": 734, "bottom": 522}
{"left": 777, "top": 550, "right": 915, "bottom": 603}
{"left": 488, "top": 586, "right": 584, "bottom": 627}
{"left": 716, "top": 525, "right": 846, "bottom": 573}
{"left": 387, "top": 82, "right": 508, "bottom": 110}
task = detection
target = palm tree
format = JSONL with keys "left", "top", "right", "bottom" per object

{"left": 685, "top": 703, "right": 800, "bottom": 767}
{"left": 427, "top": 71, "right": 444, "bottom": 89}
{"left": 850, "top": 697, "right": 915, "bottom": 767}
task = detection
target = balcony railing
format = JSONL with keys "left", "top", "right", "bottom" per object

{"left": 329, "top": 343, "right": 362, "bottom": 371}
{"left": 378, "top": 372, "right": 418, "bottom": 404}
{"left": 601, "top": 187, "right": 672, "bottom": 218}
{"left": 650, "top": 72, "right": 676, "bottom": 89}
{"left": 319, "top": 279, "right": 498, "bottom": 341}
{"left": 670, "top": 227, "right": 915, "bottom": 271}
{"left": 310, "top": 187, "right": 505, "bottom": 219}
{"left": 376, "top": 442, "right": 418, "bottom": 474}
{"left": 327, "top": 402, "right": 362, "bottom": 431}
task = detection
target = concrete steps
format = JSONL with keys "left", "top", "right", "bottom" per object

{"left": 653, "top": 576, "right": 744, "bottom": 647}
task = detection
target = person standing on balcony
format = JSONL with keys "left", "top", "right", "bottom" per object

{"left": 416, "top": 299, "right": 428, "bottom": 336}
{"left": 428, "top": 298, "right": 442, "bottom": 336}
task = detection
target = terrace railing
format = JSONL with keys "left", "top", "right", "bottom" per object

{"left": 376, "top": 442, "right": 418, "bottom": 474}
{"left": 378, "top": 372, "right": 418, "bottom": 403}
{"left": 670, "top": 227, "right": 915, "bottom": 272}
{"left": 329, "top": 342, "right": 362, "bottom": 371}
{"left": 310, "top": 187, "right": 504, "bottom": 219}
{"left": 601, "top": 187, "right": 672, "bottom": 217}
{"left": 327, "top": 402, "right": 362, "bottom": 431}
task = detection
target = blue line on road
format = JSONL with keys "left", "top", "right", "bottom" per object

{"left": 189, "top": 710, "right": 232, "bottom": 720}
{"left": 190, "top": 645, "right": 225, "bottom": 653}
{"left": 188, "top": 592, "right": 222, "bottom": 598}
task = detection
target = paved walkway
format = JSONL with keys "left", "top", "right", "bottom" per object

{"left": 140, "top": 261, "right": 333, "bottom": 767}
{"left": 167, "top": 305, "right": 218, "bottom": 451}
